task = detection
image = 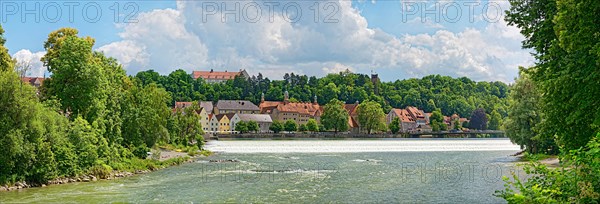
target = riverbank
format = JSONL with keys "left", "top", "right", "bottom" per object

{"left": 0, "top": 149, "right": 209, "bottom": 193}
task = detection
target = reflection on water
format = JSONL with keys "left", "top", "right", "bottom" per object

{"left": 0, "top": 139, "right": 523, "bottom": 203}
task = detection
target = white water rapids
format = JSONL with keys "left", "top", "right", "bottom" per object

{"left": 205, "top": 138, "right": 521, "bottom": 153}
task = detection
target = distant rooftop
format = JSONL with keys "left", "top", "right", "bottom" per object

{"left": 216, "top": 100, "right": 259, "bottom": 111}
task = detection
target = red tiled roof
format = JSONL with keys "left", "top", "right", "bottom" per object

{"left": 20, "top": 77, "right": 45, "bottom": 86}
{"left": 260, "top": 101, "right": 321, "bottom": 117}
{"left": 406, "top": 106, "right": 425, "bottom": 119}
{"left": 175, "top": 102, "right": 194, "bottom": 109}
{"left": 348, "top": 116, "right": 359, "bottom": 128}
{"left": 344, "top": 103, "right": 359, "bottom": 116}
{"left": 391, "top": 108, "right": 416, "bottom": 123}
{"left": 192, "top": 70, "right": 241, "bottom": 80}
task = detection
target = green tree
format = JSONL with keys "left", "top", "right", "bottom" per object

{"left": 453, "top": 119, "right": 462, "bottom": 130}
{"left": 503, "top": 69, "right": 556, "bottom": 154}
{"left": 235, "top": 121, "right": 248, "bottom": 133}
{"left": 430, "top": 109, "right": 444, "bottom": 132}
{"left": 357, "top": 100, "right": 386, "bottom": 134}
{"left": 284, "top": 120, "right": 298, "bottom": 132}
{"left": 487, "top": 110, "right": 502, "bottom": 130}
{"left": 122, "top": 83, "right": 171, "bottom": 149}
{"left": 270, "top": 121, "right": 284, "bottom": 133}
{"left": 167, "top": 103, "right": 203, "bottom": 147}
{"left": 306, "top": 119, "right": 319, "bottom": 132}
{"left": 298, "top": 124, "right": 308, "bottom": 132}
{"left": 389, "top": 117, "right": 400, "bottom": 134}
{"left": 321, "top": 99, "right": 349, "bottom": 133}
{"left": 506, "top": 0, "right": 600, "bottom": 150}
{"left": 247, "top": 121, "right": 260, "bottom": 132}
{"left": 320, "top": 82, "right": 340, "bottom": 104}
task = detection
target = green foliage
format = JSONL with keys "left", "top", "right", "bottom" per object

{"left": 389, "top": 117, "right": 400, "bottom": 134}
{"left": 453, "top": 119, "right": 462, "bottom": 130}
{"left": 133, "top": 70, "right": 508, "bottom": 121}
{"left": 270, "top": 121, "right": 284, "bottom": 133}
{"left": 88, "top": 163, "right": 113, "bottom": 179}
{"left": 357, "top": 100, "right": 387, "bottom": 134}
{"left": 506, "top": 0, "right": 600, "bottom": 150}
{"left": 321, "top": 99, "right": 349, "bottom": 133}
{"left": 247, "top": 121, "right": 260, "bottom": 132}
{"left": 167, "top": 103, "right": 204, "bottom": 147}
{"left": 496, "top": 0, "right": 600, "bottom": 202}
{"left": 306, "top": 119, "right": 319, "bottom": 132}
{"left": 488, "top": 110, "right": 502, "bottom": 130}
{"left": 298, "top": 124, "right": 308, "bottom": 132}
{"left": 284, "top": 120, "right": 298, "bottom": 132}
{"left": 496, "top": 133, "right": 600, "bottom": 203}
{"left": 235, "top": 121, "right": 249, "bottom": 133}
{"left": 122, "top": 82, "right": 171, "bottom": 149}
{"left": 0, "top": 27, "right": 195, "bottom": 186}
{"left": 503, "top": 69, "right": 557, "bottom": 154}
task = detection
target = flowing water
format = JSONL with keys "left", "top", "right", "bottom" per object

{"left": 0, "top": 139, "right": 523, "bottom": 203}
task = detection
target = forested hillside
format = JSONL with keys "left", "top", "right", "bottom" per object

{"left": 135, "top": 69, "right": 509, "bottom": 118}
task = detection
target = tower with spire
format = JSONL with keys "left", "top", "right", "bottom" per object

{"left": 284, "top": 90, "right": 290, "bottom": 104}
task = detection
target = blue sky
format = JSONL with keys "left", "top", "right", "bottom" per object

{"left": 3, "top": 0, "right": 532, "bottom": 82}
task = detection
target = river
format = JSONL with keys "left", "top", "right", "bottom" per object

{"left": 0, "top": 138, "right": 523, "bottom": 203}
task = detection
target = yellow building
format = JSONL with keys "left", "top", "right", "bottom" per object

{"left": 210, "top": 113, "right": 235, "bottom": 133}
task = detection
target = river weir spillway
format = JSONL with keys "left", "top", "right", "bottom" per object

{"left": 204, "top": 138, "right": 521, "bottom": 153}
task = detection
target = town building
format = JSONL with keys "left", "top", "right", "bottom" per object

{"left": 387, "top": 108, "right": 418, "bottom": 133}
{"left": 344, "top": 101, "right": 360, "bottom": 133}
{"left": 192, "top": 69, "right": 249, "bottom": 83}
{"left": 20, "top": 77, "right": 45, "bottom": 88}
{"left": 406, "top": 106, "right": 427, "bottom": 126}
{"left": 215, "top": 100, "right": 260, "bottom": 114}
{"left": 237, "top": 114, "right": 273, "bottom": 133}
{"left": 210, "top": 114, "right": 231, "bottom": 133}
{"left": 259, "top": 92, "right": 322, "bottom": 125}
{"left": 227, "top": 113, "right": 240, "bottom": 132}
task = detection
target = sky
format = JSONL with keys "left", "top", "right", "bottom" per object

{"left": 2, "top": 0, "right": 533, "bottom": 82}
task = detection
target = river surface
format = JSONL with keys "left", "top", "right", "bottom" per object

{"left": 0, "top": 139, "right": 523, "bottom": 203}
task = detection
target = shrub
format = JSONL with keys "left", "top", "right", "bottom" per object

{"left": 132, "top": 145, "right": 150, "bottom": 159}
{"left": 496, "top": 133, "right": 600, "bottom": 203}
{"left": 89, "top": 163, "right": 113, "bottom": 179}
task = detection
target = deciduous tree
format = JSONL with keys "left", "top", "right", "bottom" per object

{"left": 321, "top": 99, "right": 349, "bottom": 133}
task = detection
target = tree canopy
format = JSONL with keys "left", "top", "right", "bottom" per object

{"left": 321, "top": 99, "right": 349, "bottom": 133}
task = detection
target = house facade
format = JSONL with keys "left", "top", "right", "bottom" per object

{"left": 344, "top": 101, "right": 360, "bottom": 133}
{"left": 388, "top": 108, "right": 418, "bottom": 133}
{"left": 214, "top": 100, "right": 260, "bottom": 114}
{"left": 227, "top": 113, "right": 240, "bottom": 132}
{"left": 192, "top": 69, "right": 249, "bottom": 83}
{"left": 259, "top": 92, "right": 322, "bottom": 125}
{"left": 237, "top": 114, "right": 273, "bottom": 133}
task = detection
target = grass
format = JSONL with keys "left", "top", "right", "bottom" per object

{"left": 521, "top": 152, "right": 555, "bottom": 161}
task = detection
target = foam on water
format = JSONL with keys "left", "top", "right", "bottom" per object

{"left": 205, "top": 139, "right": 521, "bottom": 153}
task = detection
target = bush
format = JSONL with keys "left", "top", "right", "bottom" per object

{"left": 132, "top": 145, "right": 150, "bottom": 159}
{"left": 496, "top": 133, "right": 600, "bottom": 203}
{"left": 89, "top": 163, "right": 113, "bottom": 179}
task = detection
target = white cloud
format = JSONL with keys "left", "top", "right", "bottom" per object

{"left": 98, "top": 0, "right": 532, "bottom": 82}
{"left": 322, "top": 63, "right": 355, "bottom": 74}
{"left": 12, "top": 49, "right": 46, "bottom": 77}
{"left": 98, "top": 8, "right": 209, "bottom": 75}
